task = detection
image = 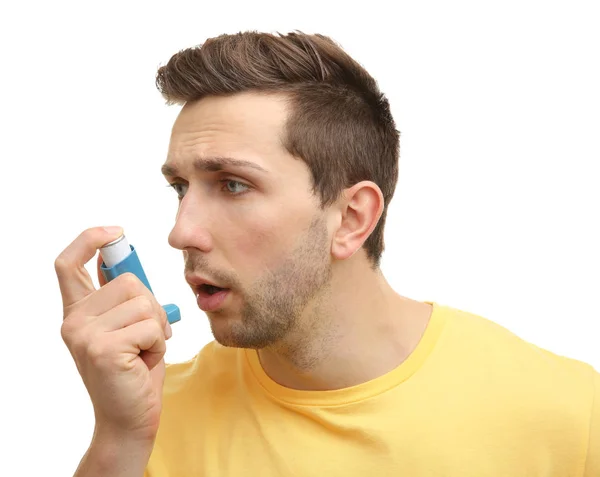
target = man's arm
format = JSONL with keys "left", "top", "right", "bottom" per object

{"left": 583, "top": 368, "right": 600, "bottom": 477}
{"left": 73, "top": 427, "right": 154, "bottom": 477}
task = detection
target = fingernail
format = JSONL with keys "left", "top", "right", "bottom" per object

{"left": 103, "top": 226, "right": 123, "bottom": 235}
{"left": 165, "top": 322, "right": 173, "bottom": 340}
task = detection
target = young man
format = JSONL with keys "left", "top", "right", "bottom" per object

{"left": 55, "top": 31, "right": 599, "bottom": 476}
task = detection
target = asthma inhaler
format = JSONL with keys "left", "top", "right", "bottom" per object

{"left": 99, "top": 235, "right": 181, "bottom": 324}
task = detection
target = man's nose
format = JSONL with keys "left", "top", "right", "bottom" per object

{"left": 168, "top": 194, "right": 213, "bottom": 253}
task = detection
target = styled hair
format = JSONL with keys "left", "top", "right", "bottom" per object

{"left": 156, "top": 31, "right": 399, "bottom": 269}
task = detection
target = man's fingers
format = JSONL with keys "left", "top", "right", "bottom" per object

{"left": 97, "top": 252, "right": 108, "bottom": 287}
{"left": 83, "top": 274, "right": 168, "bottom": 332}
{"left": 55, "top": 226, "right": 123, "bottom": 309}
{"left": 115, "top": 319, "right": 167, "bottom": 371}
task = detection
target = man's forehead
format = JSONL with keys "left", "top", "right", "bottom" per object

{"left": 166, "top": 93, "right": 291, "bottom": 173}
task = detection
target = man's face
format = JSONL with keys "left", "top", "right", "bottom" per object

{"left": 163, "top": 92, "right": 333, "bottom": 348}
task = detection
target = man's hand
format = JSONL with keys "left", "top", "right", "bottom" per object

{"left": 55, "top": 227, "right": 171, "bottom": 475}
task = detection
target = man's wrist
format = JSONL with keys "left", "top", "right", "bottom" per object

{"left": 85, "top": 426, "right": 156, "bottom": 475}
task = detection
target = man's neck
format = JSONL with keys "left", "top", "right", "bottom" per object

{"left": 257, "top": 259, "right": 433, "bottom": 391}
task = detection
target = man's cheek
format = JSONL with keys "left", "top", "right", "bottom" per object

{"left": 235, "top": 226, "right": 285, "bottom": 267}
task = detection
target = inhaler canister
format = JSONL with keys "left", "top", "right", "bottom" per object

{"left": 99, "top": 235, "right": 181, "bottom": 324}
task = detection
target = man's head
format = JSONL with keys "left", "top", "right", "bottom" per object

{"left": 157, "top": 31, "right": 399, "bottom": 349}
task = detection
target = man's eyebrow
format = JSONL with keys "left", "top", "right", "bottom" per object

{"left": 161, "top": 156, "right": 269, "bottom": 177}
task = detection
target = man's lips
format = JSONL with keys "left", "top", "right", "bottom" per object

{"left": 195, "top": 287, "right": 230, "bottom": 312}
{"left": 185, "top": 274, "right": 227, "bottom": 289}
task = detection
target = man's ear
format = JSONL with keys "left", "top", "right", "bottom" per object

{"left": 330, "top": 181, "right": 384, "bottom": 261}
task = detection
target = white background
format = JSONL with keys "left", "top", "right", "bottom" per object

{"left": 0, "top": 0, "right": 598, "bottom": 475}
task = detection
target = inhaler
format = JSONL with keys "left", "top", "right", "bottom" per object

{"left": 99, "top": 235, "right": 181, "bottom": 324}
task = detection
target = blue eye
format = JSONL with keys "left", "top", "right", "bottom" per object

{"left": 167, "top": 180, "right": 250, "bottom": 200}
{"left": 220, "top": 180, "right": 250, "bottom": 195}
{"left": 167, "top": 182, "right": 188, "bottom": 200}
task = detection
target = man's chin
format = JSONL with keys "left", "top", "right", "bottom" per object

{"left": 208, "top": 317, "right": 276, "bottom": 349}
{"left": 209, "top": 317, "right": 250, "bottom": 348}
{"left": 208, "top": 315, "right": 236, "bottom": 346}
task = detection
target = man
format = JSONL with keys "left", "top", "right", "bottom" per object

{"left": 55, "top": 31, "right": 599, "bottom": 476}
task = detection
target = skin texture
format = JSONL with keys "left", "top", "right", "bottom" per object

{"left": 163, "top": 91, "right": 433, "bottom": 391}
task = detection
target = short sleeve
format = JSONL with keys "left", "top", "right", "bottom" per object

{"left": 584, "top": 368, "right": 600, "bottom": 477}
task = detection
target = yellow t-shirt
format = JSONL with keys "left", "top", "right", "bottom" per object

{"left": 146, "top": 302, "right": 600, "bottom": 476}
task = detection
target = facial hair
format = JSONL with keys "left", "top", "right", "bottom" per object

{"left": 187, "top": 215, "right": 332, "bottom": 349}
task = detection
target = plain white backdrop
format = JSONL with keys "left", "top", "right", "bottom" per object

{"left": 0, "top": 0, "right": 598, "bottom": 475}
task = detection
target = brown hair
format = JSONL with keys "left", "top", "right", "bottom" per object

{"left": 156, "top": 31, "right": 399, "bottom": 269}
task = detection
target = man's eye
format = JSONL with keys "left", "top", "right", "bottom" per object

{"left": 168, "top": 183, "right": 188, "bottom": 199}
{"left": 220, "top": 180, "right": 250, "bottom": 195}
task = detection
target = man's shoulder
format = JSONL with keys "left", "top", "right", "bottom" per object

{"left": 441, "top": 303, "right": 594, "bottom": 374}
{"left": 439, "top": 303, "right": 597, "bottom": 406}
{"left": 439, "top": 304, "right": 598, "bottom": 455}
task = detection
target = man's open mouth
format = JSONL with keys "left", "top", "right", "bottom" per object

{"left": 199, "top": 284, "right": 228, "bottom": 296}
